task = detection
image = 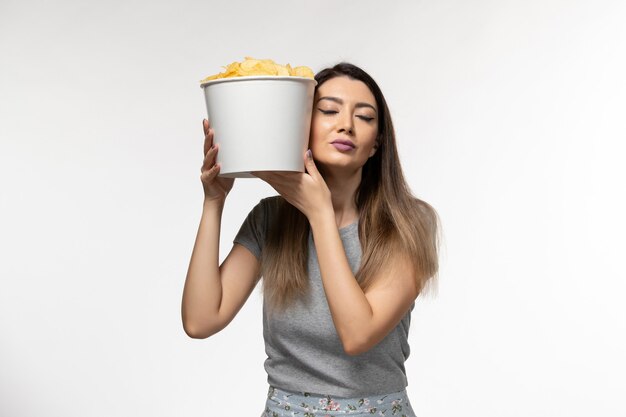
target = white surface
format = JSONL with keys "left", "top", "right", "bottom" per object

{"left": 1, "top": 0, "right": 625, "bottom": 416}
{"left": 201, "top": 76, "right": 316, "bottom": 177}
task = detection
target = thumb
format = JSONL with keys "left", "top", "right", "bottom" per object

{"left": 304, "top": 149, "right": 319, "bottom": 175}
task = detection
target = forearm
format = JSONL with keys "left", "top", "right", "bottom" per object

{"left": 181, "top": 199, "right": 225, "bottom": 337}
{"left": 309, "top": 212, "right": 374, "bottom": 353}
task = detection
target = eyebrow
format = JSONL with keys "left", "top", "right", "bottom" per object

{"left": 317, "top": 96, "right": 377, "bottom": 112}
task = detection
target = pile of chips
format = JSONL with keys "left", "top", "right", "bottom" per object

{"left": 201, "top": 57, "right": 315, "bottom": 82}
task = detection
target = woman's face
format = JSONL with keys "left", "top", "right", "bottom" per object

{"left": 309, "top": 76, "right": 379, "bottom": 174}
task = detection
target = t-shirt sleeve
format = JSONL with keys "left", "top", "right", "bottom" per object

{"left": 233, "top": 197, "right": 270, "bottom": 260}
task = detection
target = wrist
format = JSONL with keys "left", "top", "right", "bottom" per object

{"left": 308, "top": 207, "right": 335, "bottom": 231}
{"left": 203, "top": 197, "right": 225, "bottom": 211}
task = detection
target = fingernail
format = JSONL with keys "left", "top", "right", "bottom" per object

{"left": 306, "top": 149, "right": 312, "bottom": 159}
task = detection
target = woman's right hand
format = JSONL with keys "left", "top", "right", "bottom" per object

{"left": 200, "top": 118, "right": 235, "bottom": 202}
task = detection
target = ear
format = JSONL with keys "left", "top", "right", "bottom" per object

{"left": 369, "top": 142, "right": 379, "bottom": 158}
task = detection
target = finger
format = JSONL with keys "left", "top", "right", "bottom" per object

{"left": 202, "top": 118, "right": 211, "bottom": 135}
{"left": 304, "top": 149, "right": 319, "bottom": 176}
{"left": 203, "top": 127, "right": 214, "bottom": 156}
{"left": 201, "top": 143, "right": 219, "bottom": 173}
{"left": 200, "top": 162, "right": 221, "bottom": 182}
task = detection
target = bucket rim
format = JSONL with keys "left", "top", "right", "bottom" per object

{"left": 200, "top": 75, "right": 317, "bottom": 88}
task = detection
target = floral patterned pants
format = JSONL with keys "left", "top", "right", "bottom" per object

{"left": 261, "top": 385, "right": 417, "bottom": 417}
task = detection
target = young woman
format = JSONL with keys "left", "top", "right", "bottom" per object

{"left": 182, "top": 63, "right": 440, "bottom": 417}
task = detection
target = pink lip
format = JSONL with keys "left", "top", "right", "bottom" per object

{"left": 331, "top": 139, "right": 355, "bottom": 148}
{"left": 332, "top": 143, "right": 354, "bottom": 151}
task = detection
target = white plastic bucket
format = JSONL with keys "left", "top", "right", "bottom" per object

{"left": 200, "top": 76, "right": 318, "bottom": 178}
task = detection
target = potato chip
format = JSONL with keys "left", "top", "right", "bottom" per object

{"left": 200, "top": 57, "right": 314, "bottom": 82}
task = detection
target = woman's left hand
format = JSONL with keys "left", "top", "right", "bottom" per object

{"left": 252, "top": 150, "right": 333, "bottom": 222}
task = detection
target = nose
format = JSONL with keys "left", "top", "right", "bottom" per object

{"left": 337, "top": 112, "right": 354, "bottom": 135}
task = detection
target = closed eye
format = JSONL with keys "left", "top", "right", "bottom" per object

{"left": 318, "top": 109, "right": 375, "bottom": 122}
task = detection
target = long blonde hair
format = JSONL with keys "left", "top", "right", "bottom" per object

{"left": 261, "top": 63, "right": 441, "bottom": 315}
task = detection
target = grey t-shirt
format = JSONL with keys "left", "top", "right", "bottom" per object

{"left": 233, "top": 196, "right": 413, "bottom": 397}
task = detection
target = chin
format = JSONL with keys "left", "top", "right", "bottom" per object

{"left": 317, "top": 157, "right": 359, "bottom": 172}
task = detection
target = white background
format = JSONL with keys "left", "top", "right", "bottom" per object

{"left": 1, "top": 0, "right": 625, "bottom": 416}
